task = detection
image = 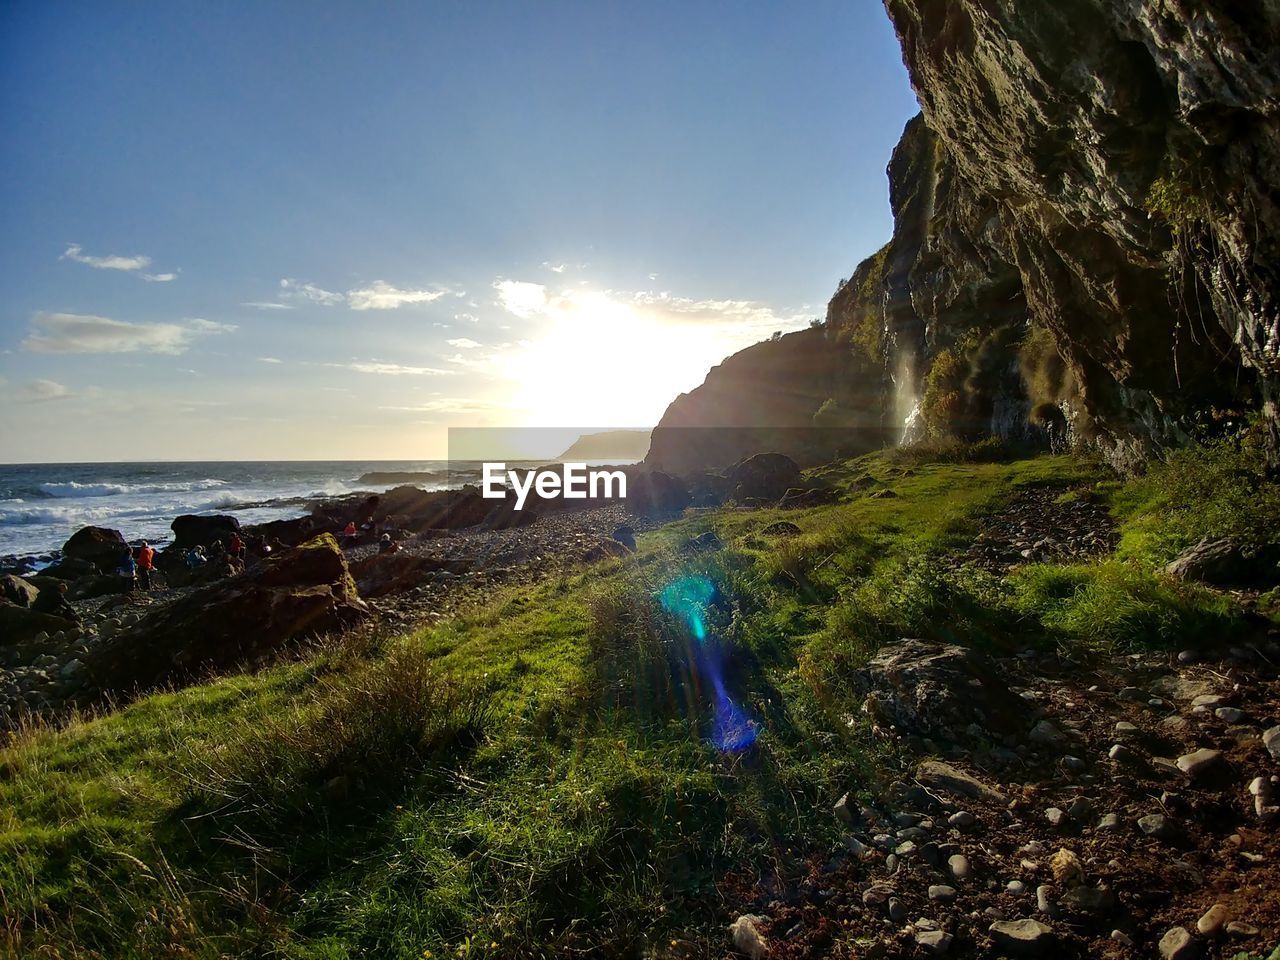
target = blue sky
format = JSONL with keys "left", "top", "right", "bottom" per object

{"left": 0, "top": 1, "right": 918, "bottom": 461}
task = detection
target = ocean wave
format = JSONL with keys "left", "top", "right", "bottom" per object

{"left": 37, "top": 479, "right": 230, "bottom": 499}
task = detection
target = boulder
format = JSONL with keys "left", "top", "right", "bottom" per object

{"left": 170, "top": 514, "right": 241, "bottom": 549}
{"left": 0, "top": 575, "right": 39, "bottom": 608}
{"left": 625, "top": 470, "right": 691, "bottom": 516}
{"left": 727, "top": 453, "right": 802, "bottom": 503}
{"left": 0, "top": 604, "right": 77, "bottom": 647}
{"left": 778, "top": 486, "right": 838, "bottom": 509}
{"left": 61, "top": 526, "right": 128, "bottom": 572}
{"left": 40, "top": 557, "right": 100, "bottom": 580}
{"left": 855, "top": 639, "right": 1030, "bottom": 741}
{"left": 610, "top": 526, "right": 637, "bottom": 551}
{"left": 1165, "top": 538, "right": 1253, "bottom": 585}
{"left": 79, "top": 534, "right": 368, "bottom": 702}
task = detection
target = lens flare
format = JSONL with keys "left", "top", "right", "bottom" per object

{"left": 658, "top": 575, "right": 759, "bottom": 752}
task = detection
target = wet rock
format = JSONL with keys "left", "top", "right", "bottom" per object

{"left": 988, "top": 918, "right": 1053, "bottom": 955}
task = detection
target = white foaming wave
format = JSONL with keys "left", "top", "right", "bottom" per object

{"left": 37, "top": 479, "right": 229, "bottom": 499}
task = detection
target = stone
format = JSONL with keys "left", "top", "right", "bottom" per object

{"left": 947, "top": 810, "right": 975, "bottom": 829}
{"left": 79, "top": 534, "right": 369, "bottom": 704}
{"left": 1191, "top": 694, "right": 1227, "bottom": 713}
{"left": 729, "top": 915, "right": 769, "bottom": 960}
{"left": 0, "top": 574, "right": 39, "bottom": 608}
{"left": 1138, "top": 814, "right": 1178, "bottom": 840}
{"left": 1028, "top": 720, "right": 1066, "bottom": 745}
{"left": 915, "top": 929, "right": 952, "bottom": 954}
{"left": 1108, "top": 743, "right": 1138, "bottom": 764}
{"left": 1066, "top": 797, "right": 1093, "bottom": 821}
{"left": 1263, "top": 726, "right": 1280, "bottom": 762}
{"left": 928, "top": 884, "right": 957, "bottom": 902}
{"left": 1166, "top": 538, "right": 1250, "bottom": 585}
{"left": 948, "top": 854, "right": 970, "bottom": 880}
{"left": 863, "top": 884, "right": 896, "bottom": 909}
{"left": 856, "top": 641, "right": 1028, "bottom": 743}
{"left": 888, "top": 897, "right": 907, "bottom": 922}
{"left": 1176, "top": 748, "right": 1227, "bottom": 781}
{"left": 1061, "top": 756, "right": 1087, "bottom": 774}
{"left": 726, "top": 453, "right": 802, "bottom": 503}
{"left": 1214, "top": 707, "right": 1245, "bottom": 723}
{"left": 1096, "top": 813, "right": 1121, "bottom": 831}
{"left": 1114, "top": 721, "right": 1140, "bottom": 738}
{"left": 988, "top": 919, "right": 1053, "bottom": 955}
{"left": 1110, "top": 930, "right": 1135, "bottom": 947}
{"left": 845, "top": 836, "right": 870, "bottom": 858}
{"left": 833, "top": 793, "right": 855, "bottom": 825}
{"left": 1225, "top": 921, "right": 1259, "bottom": 937}
{"left": 61, "top": 526, "right": 128, "bottom": 571}
{"left": 915, "top": 760, "right": 1007, "bottom": 804}
{"left": 1158, "top": 926, "right": 1200, "bottom": 960}
{"left": 1061, "top": 885, "right": 1116, "bottom": 913}
{"left": 1036, "top": 885, "right": 1053, "bottom": 914}
{"left": 1045, "top": 808, "right": 1068, "bottom": 828}
{"left": 1196, "top": 904, "right": 1228, "bottom": 935}
{"left": 170, "top": 513, "right": 241, "bottom": 550}
{"left": 1006, "top": 880, "right": 1027, "bottom": 894}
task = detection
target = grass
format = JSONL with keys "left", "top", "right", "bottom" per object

{"left": 2, "top": 445, "right": 1274, "bottom": 958}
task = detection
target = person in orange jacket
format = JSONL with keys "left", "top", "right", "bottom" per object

{"left": 136, "top": 540, "right": 156, "bottom": 590}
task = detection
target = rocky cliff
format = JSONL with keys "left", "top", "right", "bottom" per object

{"left": 648, "top": 0, "right": 1279, "bottom": 474}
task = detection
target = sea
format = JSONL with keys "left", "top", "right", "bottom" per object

{"left": 0, "top": 461, "right": 485, "bottom": 560}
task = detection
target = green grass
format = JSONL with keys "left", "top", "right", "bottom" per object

{"left": 2, "top": 447, "right": 1272, "bottom": 959}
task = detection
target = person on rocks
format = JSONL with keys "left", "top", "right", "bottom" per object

{"left": 379, "top": 532, "right": 400, "bottom": 554}
{"left": 135, "top": 540, "right": 156, "bottom": 590}
{"left": 32, "top": 580, "right": 78, "bottom": 622}
{"left": 185, "top": 545, "right": 207, "bottom": 569}
{"left": 115, "top": 546, "right": 137, "bottom": 591}
{"left": 343, "top": 520, "right": 357, "bottom": 541}
{"left": 228, "top": 531, "right": 244, "bottom": 561}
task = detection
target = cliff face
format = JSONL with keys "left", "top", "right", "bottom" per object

{"left": 648, "top": 0, "right": 1279, "bottom": 475}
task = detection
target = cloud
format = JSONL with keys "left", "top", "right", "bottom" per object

{"left": 185, "top": 318, "right": 238, "bottom": 334}
{"left": 380, "top": 397, "right": 498, "bottom": 414}
{"left": 142, "top": 272, "right": 177, "bottom": 283}
{"left": 347, "top": 281, "right": 448, "bottom": 311}
{"left": 257, "top": 356, "right": 284, "bottom": 364}
{"left": 327, "top": 360, "right": 457, "bottom": 376}
{"left": 446, "top": 337, "right": 481, "bottom": 349}
{"left": 494, "top": 279, "right": 549, "bottom": 319}
{"left": 19, "top": 379, "right": 74, "bottom": 402}
{"left": 61, "top": 243, "right": 151, "bottom": 272}
{"left": 543, "top": 262, "right": 566, "bottom": 274}
{"left": 22, "top": 313, "right": 235, "bottom": 355}
{"left": 280, "top": 278, "right": 343, "bottom": 306}
{"left": 242, "top": 301, "right": 295, "bottom": 311}
{"left": 455, "top": 312, "right": 480, "bottom": 323}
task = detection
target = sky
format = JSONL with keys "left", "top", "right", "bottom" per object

{"left": 0, "top": 1, "right": 919, "bottom": 462}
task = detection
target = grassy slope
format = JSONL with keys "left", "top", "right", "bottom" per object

{"left": 1, "top": 449, "right": 1266, "bottom": 959}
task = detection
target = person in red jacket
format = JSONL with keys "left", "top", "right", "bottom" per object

{"left": 136, "top": 540, "right": 156, "bottom": 590}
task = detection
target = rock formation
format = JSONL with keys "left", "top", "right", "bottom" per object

{"left": 648, "top": 1, "right": 1279, "bottom": 474}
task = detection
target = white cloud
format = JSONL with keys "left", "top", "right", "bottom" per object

{"left": 61, "top": 243, "right": 151, "bottom": 272}
{"left": 19, "top": 379, "right": 73, "bottom": 402}
{"left": 347, "top": 281, "right": 448, "bottom": 311}
{"left": 280, "top": 278, "right": 343, "bottom": 306}
{"left": 455, "top": 312, "right": 480, "bottom": 323}
{"left": 143, "top": 272, "right": 177, "bottom": 283}
{"left": 380, "top": 397, "right": 498, "bottom": 414}
{"left": 185, "top": 318, "right": 238, "bottom": 334}
{"left": 242, "top": 301, "right": 295, "bottom": 311}
{"left": 543, "top": 262, "right": 566, "bottom": 274}
{"left": 22, "top": 313, "right": 235, "bottom": 355}
{"left": 257, "top": 356, "right": 284, "bottom": 364}
{"left": 446, "top": 337, "right": 481, "bottom": 349}
{"left": 494, "top": 279, "right": 548, "bottom": 319}
{"left": 327, "top": 360, "right": 457, "bottom": 376}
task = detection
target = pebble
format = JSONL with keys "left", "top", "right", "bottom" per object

{"left": 1263, "top": 725, "right": 1280, "bottom": 762}
{"left": 1177, "top": 649, "right": 1200, "bottom": 664}
{"left": 888, "top": 897, "right": 907, "bottom": 922}
{"left": 1196, "top": 903, "right": 1228, "bottom": 935}
{"left": 1226, "top": 921, "right": 1259, "bottom": 937}
{"left": 1118, "top": 686, "right": 1147, "bottom": 702}
{"left": 928, "top": 884, "right": 957, "bottom": 902}
{"left": 1036, "top": 885, "right": 1053, "bottom": 914}
{"left": 1045, "top": 807, "right": 1068, "bottom": 828}
{"left": 1191, "top": 694, "right": 1226, "bottom": 713}
{"left": 1110, "top": 929, "right": 1135, "bottom": 947}
{"left": 948, "top": 854, "right": 970, "bottom": 881}
{"left": 1029, "top": 720, "right": 1066, "bottom": 745}
{"left": 1214, "top": 706, "right": 1245, "bottom": 723}
{"left": 833, "top": 793, "right": 855, "bottom": 825}
{"left": 1108, "top": 743, "right": 1138, "bottom": 764}
{"left": 1006, "top": 880, "right": 1027, "bottom": 894}
{"left": 1062, "top": 755, "right": 1087, "bottom": 774}
{"left": 947, "top": 811, "right": 975, "bottom": 829}
{"left": 1158, "top": 926, "right": 1199, "bottom": 960}
{"left": 914, "top": 929, "right": 952, "bottom": 955}
{"left": 1176, "top": 748, "right": 1226, "bottom": 780}
{"left": 1138, "top": 813, "right": 1178, "bottom": 840}
{"left": 1066, "top": 796, "right": 1093, "bottom": 821}
{"left": 885, "top": 853, "right": 900, "bottom": 873}
{"left": 1114, "top": 721, "right": 1140, "bottom": 737}
{"left": 846, "top": 836, "right": 870, "bottom": 858}
{"left": 862, "top": 884, "right": 895, "bottom": 909}
{"left": 989, "top": 918, "right": 1053, "bottom": 954}
{"left": 1096, "top": 813, "right": 1121, "bottom": 831}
